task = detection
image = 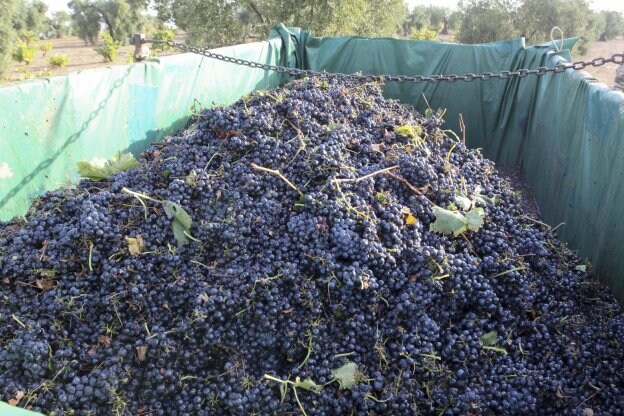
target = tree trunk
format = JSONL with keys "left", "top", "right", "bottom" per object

{"left": 441, "top": 17, "right": 449, "bottom": 35}
{"left": 247, "top": 1, "right": 265, "bottom": 24}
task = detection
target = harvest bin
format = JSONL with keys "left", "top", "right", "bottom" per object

{"left": 0, "top": 24, "right": 623, "bottom": 414}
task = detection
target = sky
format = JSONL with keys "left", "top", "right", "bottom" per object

{"left": 42, "top": 0, "right": 624, "bottom": 14}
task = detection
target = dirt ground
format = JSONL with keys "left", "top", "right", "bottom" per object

{"left": 1, "top": 33, "right": 187, "bottom": 84}
{"left": 578, "top": 37, "right": 624, "bottom": 87}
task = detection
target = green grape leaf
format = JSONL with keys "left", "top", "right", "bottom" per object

{"left": 331, "top": 362, "right": 358, "bottom": 390}
{"left": 77, "top": 153, "right": 138, "bottom": 181}
{"left": 429, "top": 206, "right": 468, "bottom": 236}
{"left": 479, "top": 331, "right": 498, "bottom": 347}
{"left": 163, "top": 201, "right": 193, "bottom": 247}
{"left": 475, "top": 193, "right": 500, "bottom": 206}
{"left": 465, "top": 208, "right": 485, "bottom": 232}
{"left": 110, "top": 153, "right": 139, "bottom": 173}
{"left": 162, "top": 200, "right": 177, "bottom": 219}
{"left": 454, "top": 191, "right": 473, "bottom": 210}
{"left": 76, "top": 159, "right": 111, "bottom": 181}
{"left": 294, "top": 377, "right": 323, "bottom": 393}
{"left": 171, "top": 221, "right": 189, "bottom": 248}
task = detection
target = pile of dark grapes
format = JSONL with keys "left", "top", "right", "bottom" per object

{"left": 1, "top": 78, "right": 623, "bottom": 416}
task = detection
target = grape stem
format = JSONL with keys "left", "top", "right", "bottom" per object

{"left": 385, "top": 172, "right": 434, "bottom": 205}
{"left": 333, "top": 165, "right": 399, "bottom": 183}
{"left": 251, "top": 163, "right": 303, "bottom": 196}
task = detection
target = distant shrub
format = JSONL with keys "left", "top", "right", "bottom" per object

{"left": 95, "top": 32, "right": 123, "bottom": 62}
{"left": 21, "top": 31, "right": 39, "bottom": 45}
{"left": 152, "top": 29, "right": 175, "bottom": 50}
{"left": 412, "top": 28, "right": 438, "bottom": 41}
{"left": 12, "top": 40, "right": 37, "bottom": 64}
{"left": 48, "top": 53, "right": 69, "bottom": 67}
{"left": 40, "top": 41, "right": 53, "bottom": 56}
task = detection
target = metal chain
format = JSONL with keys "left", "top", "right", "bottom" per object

{"left": 154, "top": 39, "right": 624, "bottom": 84}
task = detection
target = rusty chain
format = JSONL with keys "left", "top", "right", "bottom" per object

{"left": 150, "top": 39, "right": 624, "bottom": 84}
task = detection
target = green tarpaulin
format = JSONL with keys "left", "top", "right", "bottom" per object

{"left": 0, "top": 36, "right": 293, "bottom": 223}
{"left": 282, "top": 27, "right": 624, "bottom": 305}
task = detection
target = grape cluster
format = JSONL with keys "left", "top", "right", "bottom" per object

{"left": 1, "top": 78, "right": 623, "bottom": 415}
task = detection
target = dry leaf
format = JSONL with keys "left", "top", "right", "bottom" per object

{"left": 371, "top": 143, "right": 386, "bottom": 152}
{"left": 87, "top": 347, "right": 97, "bottom": 356}
{"left": 126, "top": 235, "right": 145, "bottom": 256}
{"left": 8, "top": 390, "right": 24, "bottom": 406}
{"left": 36, "top": 278, "right": 54, "bottom": 291}
{"left": 99, "top": 335, "right": 112, "bottom": 347}
{"left": 136, "top": 346, "right": 148, "bottom": 362}
{"left": 198, "top": 293, "right": 209, "bottom": 303}
{"left": 583, "top": 408, "right": 594, "bottom": 416}
{"left": 3, "top": 277, "right": 9, "bottom": 284}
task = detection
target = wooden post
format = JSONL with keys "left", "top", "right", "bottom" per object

{"left": 131, "top": 33, "right": 150, "bottom": 62}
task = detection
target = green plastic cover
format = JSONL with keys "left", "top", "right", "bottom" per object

{"left": 286, "top": 28, "right": 624, "bottom": 303}
{"left": 0, "top": 36, "right": 293, "bottom": 222}
{"left": 0, "top": 402, "right": 41, "bottom": 415}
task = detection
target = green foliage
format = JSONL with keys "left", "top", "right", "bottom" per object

{"left": 455, "top": 0, "right": 603, "bottom": 55}
{"left": 49, "top": 11, "right": 73, "bottom": 38}
{"left": 516, "top": 0, "right": 601, "bottom": 55}
{"left": 151, "top": 28, "right": 175, "bottom": 50}
{"left": 12, "top": 39, "right": 36, "bottom": 64}
{"left": 48, "top": 53, "right": 69, "bottom": 67}
{"left": 0, "top": 0, "right": 21, "bottom": 75}
{"left": 95, "top": 31, "right": 123, "bottom": 62}
{"left": 158, "top": 0, "right": 405, "bottom": 48}
{"left": 12, "top": 0, "right": 48, "bottom": 39}
{"left": 403, "top": 5, "right": 453, "bottom": 36}
{"left": 69, "top": 0, "right": 100, "bottom": 44}
{"left": 70, "top": 0, "right": 148, "bottom": 45}
{"left": 21, "top": 30, "right": 39, "bottom": 44}
{"left": 39, "top": 40, "right": 52, "bottom": 56}
{"left": 598, "top": 10, "right": 624, "bottom": 41}
{"left": 456, "top": 0, "right": 517, "bottom": 44}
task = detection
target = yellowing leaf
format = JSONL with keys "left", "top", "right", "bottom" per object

{"left": 405, "top": 213, "right": 417, "bottom": 225}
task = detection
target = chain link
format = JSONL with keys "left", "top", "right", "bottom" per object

{"left": 155, "top": 39, "right": 624, "bottom": 84}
